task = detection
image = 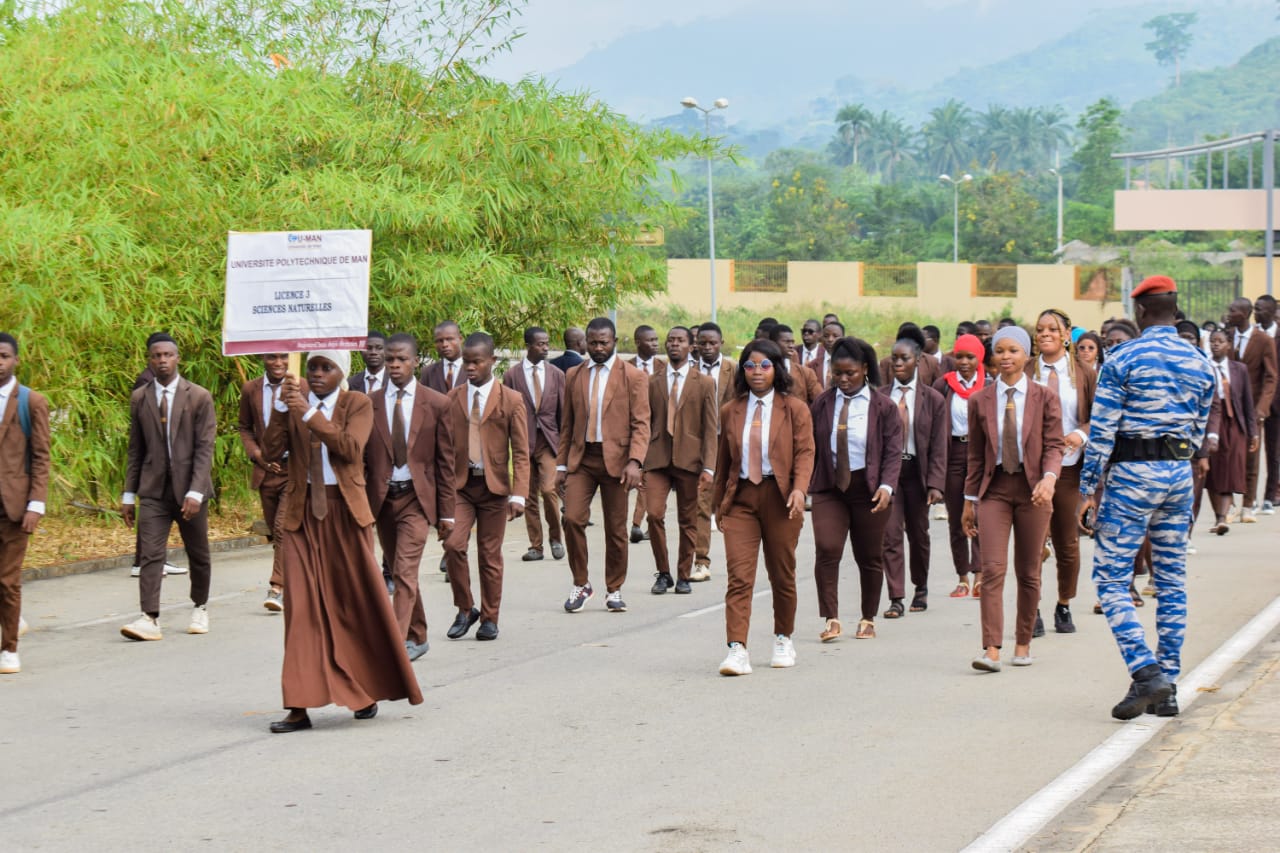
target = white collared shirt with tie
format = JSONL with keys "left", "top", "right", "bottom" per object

{"left": 635, "top": 356, "right": 655, "bottom": 375}
{"left": 1033, "top": 355, "right": 1088, "bottom": 466}
{"left": 701, "top": 358, "right": 722, "bottom": 397}
{"left": 891, "top": 378, "right": 917, "bottom": 456}
{"left": 994, "top": 375, "right": 1028, "bottom": 469}
{"left": 0, "top": 377, "right": 44, "bottom": 514}
{"left": 384, "top": 380, "right": 415, "bottom": 482}
{"left": 363, "top": 368, "right": 385, "bottom": 395}
{"left": 122, "top": 374, "right": 203, "bottom": 506}
{"left": 830, "top": 384, "right": 872, "bottom": 471}
{"left": 739, "top": 390, "right": 775, "bottom": 479}
{"left": 466, "top": 378, "right": 494, "bottom": 470}
{"left": 522, "top": 358, "right": 544, "bottom": 408}
{"left": 587, "top": 354, "right": 615, "bottom": 441}
{"left": 297, "top": 390, "right": 339, "bottom": 485}
{"left": 262, "top": 377, "right": 283, "bottom": 428}
{"left": 950, "top": 374, "right": 979, "bottom": 436}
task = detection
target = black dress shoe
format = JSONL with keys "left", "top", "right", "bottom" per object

{"left": 651, "top": 573, "right": 674, "bottom": 594}
{"left": 269, "top": 712, "right": 312, "bottom": 733}
{"left": 1054, "top": 604, "right": 1076, "bottom": 634}
{"left": 439, "top": 556, "right": 448, "bottom": 573}
{"left": 1147, "top": 683, "right": 1179, "bottom": 717}
{"left": 354, "top": 703, "right": 378, "bottom": 720}
{"left": 550, "top": 541, "right": 565, "bottom": 560}
{"left": 476, "top": 620, "right": 499, "bottom": 641}
{"left": 674, "top": 578, "right": 692, "bottom": 594}
{"left": 1113, "top": 663, "right": 1172, "bottom": 720}
{"left": 522, "top": 548, "right": 544, "bottom": 562}
{"left": 447, "top": 607, "right": 480, "bottom": 639}
{"left": 630, "top": 525, "right": 645, "bottom": 544}
{"left": 1032, "top": 610, "right": 1045, "bottom": 638}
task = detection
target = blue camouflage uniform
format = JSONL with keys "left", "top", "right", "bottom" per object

{"left": 1081, "top": 325, "right": 1215, "bottom": 679}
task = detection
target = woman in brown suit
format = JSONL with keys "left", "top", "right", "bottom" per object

{"left": 934, "top": 333, "right": 987, "bottom": 598}
{"left": 1204, "top": 328, "right": 1259, "bottom": 532}
{"left": 962, "top": 327, "right": 1064, "bottom": 672}
{"left": 713, "top": 339, "right": 815, "bottom": 676}
{"left": 264, "top": 351, "right": 423, "bottom": 732}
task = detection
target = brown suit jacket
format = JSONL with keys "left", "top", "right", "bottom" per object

{"left": 644, "top": 367, "right": 718, "bottom": 473}
{"left": 964, "top": 381, "right": 1064, "bottom": 499}
{"left": 713, "top": 393, "right": 815, "bottom": 517}
{"left": 557, "top": 358, "right": 651, "bottom": 477}
{"left": 264, "top": 390, "right": 375, "bottom": 530}
{"left": 502, "top": 360, "right": 564, "bottom": 454}
{"left": 809, "top": 387, "right": 903, "bottom": 495}
{"left": 125, "top": 378, "right": 216, "bottom": 505}
{"left": 879, "top": 352, "right": 944, "bottom": 390}
{"left": 0, "top": 386, "right": 51, "bottom": 523}
{"left": 1023, "top": 355, "right": 1098, "bottom": 440}
{"left": 1232, "top": 328, "right": 1278, "bottom": 418}
{"left": 238, "top": 377, "right": 289, "bottom": 489}
{"left": 365, "top": 382, "right": 456, "bottom": 523}
{"left": 805, "top": 350, "right": 831, "bottom": 390}
{"left": 878, "top": 381, "right": 948, "bottom": 493}
{"left": 423, "top": 360, "right": 467, "bottom": 395}
{"left": 1206, "top": 359, "right": 1258, "bottom": 440}
{"left": 447, "top": 382, "right": 531, "bottom": 498}
{"left": 784, "top": 361, "right": 824, "bottom": 405}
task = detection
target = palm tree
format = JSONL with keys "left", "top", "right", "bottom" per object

{"left": 921, "top": 99, "right": 974, "bottom": 176}
{"left": 978, "top": 105, "right": 1071, "bottom": 172}
{"left": 835, "top": 103, "right": 873, "bottom": 167}
{"left": 864, "top": 111, "right": 917, "bottom": 182}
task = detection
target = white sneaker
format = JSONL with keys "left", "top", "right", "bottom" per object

{"left": 690, "top": 563, "right": 711, "bottom": 582}
{"left": 0, "top": 650, "right": 19, "bottom": 674}
{"left": 1262, "top": 501, "right": 1276, "bottom": 515}
{"left": 129, "top": 563, "right": 184, "bottom": 577}
{"left": 1227, "top": 506, "right": 1241, "bottom": 524}
{"left": 1241, "top": 507, "right": 1257, "bottom": 524}
{"left": 933, "top": 505, "right": 949, "bottom": 521}
{"left": 1187, "top": 543, "right": 1198, "bottom": 555}
{"left": 188, "top": 606, "right": 209, "bottom": 634}
{"left": 120, "top": 615, "right": 162, "bottom": 641}
{"left": 718, "top": 642, "right": 752, "bottom": 676}
{"left": 770, "top": 634, "right": 796, "bottom": 668}
{"left": 263, "top": 588, "right": 284, "bottom": 612}
{"left": 18, "top": 616, "right": 29, "bottom": 637}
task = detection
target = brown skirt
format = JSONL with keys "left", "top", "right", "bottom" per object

{"left": 1206, "top": 419, "right": 1247, "bottom": 495}
{"left": 279, "top": 486, "right": 424, "bottom": 710}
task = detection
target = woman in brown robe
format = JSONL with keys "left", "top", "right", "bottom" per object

{"left": 263, "top": 350, "right": 423, "bottom": 733}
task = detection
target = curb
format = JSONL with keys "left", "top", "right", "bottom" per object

{"left": 22, "top": 535, "right": 269, "bottom": 583}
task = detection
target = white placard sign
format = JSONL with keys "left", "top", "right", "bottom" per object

{"left": 222, "top": 229, "right": 372, "bottom": 355}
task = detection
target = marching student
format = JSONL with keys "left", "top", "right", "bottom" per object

{"left": 423, "top": 320, "right": 467, "bottom": 394}
{"left": 444, "top": 333, "right": 530, "bottom": 641}
{"left": 549, "top": 327, "right": 587, "bottom": 374}
{"left": 809, "top": 337, "right": 902, "bottom": 641}
{"left": 799, "top": 319, "right": 824, "bottom": 368}
{"left": 365, "top": 334, "right": 455, "bottom": 659}
{"left": 1255, "top": 295, "right": 1279, "bottom": 513}
{"left": 714, "top": 339, "right": 815, "bottom": 675}
{"left": 238, "top": 353, "right": 291, "bottom": 612}
{"left": 0, "top": 333, "right": 50, "bottom": 675}
{"left": 879, "top": 322, "right": 944, "bottom": 389}
{"left": 1225, "top": 297, "right": 1277, "bottom": 522}
{"left": 119, "top": 333, "right": 216, "bottom": 642}
{"left": 880, "top": 328, "right": 947, "bottom": 617}
{"left": 963, "top": 327, "right": 1064, "bottom": 673}
{"left": 1075, "top": 332, "right": 1103, "bottom": 373}
{"left": 644, "top": 326, "right": 717, "bottom": 595}
{"left": 933, "top": 333, "right": 986, "bottom": 598}
{"left": 806, "top": 320, "right": 845, "bottom": 388}
{"left": 629, "top": 325, "right": 665, "bottom": 544}
{"left": 263, "top": 351, "right": 422, "bottom": 733}
{"left": 768, "top": 324, "right": 823, "bottom": 404}
{"left": 1204, "top": 328, "right": 1258, "bottom": 534}
{"left": 691, "top": 321, "right": 736, "bottom": 583}
{"left": 347, "top": 330, "right": 387, "bottom": 394}
{"left": 502, "top": 326, "right": 565, "bottom": 562}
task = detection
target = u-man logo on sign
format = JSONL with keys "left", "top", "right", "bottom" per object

{"left": 287, "top": 233, "right": 323, "bottom": 246}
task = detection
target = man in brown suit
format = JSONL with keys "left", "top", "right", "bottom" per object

{"left": 0, "top": 334, "right": 50, "bottom": 675}
{"left": 645, "top": 326, "right": 717, "bottom": 595}
{"left": 238, "top": 353, "right": 291, "bottom": 612}
{"left": 769, "top": 324, "right": 823, "bottom": 404}
{"left": 366, "top": 334, "right": 455, "bottom": 659}
{"left": 691, "top": 321, "right": 737, "bottom": 582}
{"left": 444, "top": 333, "right": 530, "bottom": 640}
{"left": 557, "top": 317, "right": 650, "bottom": 613}
{"left": 503, "top": 327, "right": 565, "bottom": 561}
{"left": 120, "top": 333, "right": 217, "bottom": 641}
{"left": 423, "top": 320, "right": 466, "bottom": 394}
{"left": 1226, "top": 297, "right": 1278, "bottom": 520}
{"left": 1255, "top": 295, "right": 1280, "bottom": 512}
{"left": 629, "top": 324, "right": 666, "bottom": 543}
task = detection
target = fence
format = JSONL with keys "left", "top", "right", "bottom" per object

{"left": 1175, "top": 278, "right": 1241, "bottom": 325}
{"left": 862, "top": 265, "right": 917, "bottom": 297}
{"left": 973, "top": 265, "right": 1017, "bottom": 298}
{"left": 732, "top": 260, "right": 788, "bottom": 293}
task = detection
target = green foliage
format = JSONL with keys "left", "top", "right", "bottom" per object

{"left": 958, "top": 173, "right": 1055, "bottom": 263}
{"left": 1073, "top": 98, "right": 1125, "bottom": 206}
{"left": 1144, "top": 12, "right": 1198, "bottom": 86}
{"left": 0, "top": 0, "right": 703, "bottom": 506}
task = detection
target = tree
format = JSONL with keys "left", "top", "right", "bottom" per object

{"left": 958, "top": 173, "right": 1056, "bottom": 262}
{"left": 981, "top": 106, "right": 1070, "bottom": 172}
{"left": 921, "top": 99, "right": 974, "bottom": 177}
{"left": 863, "top": 111, "right": 917, "bottom": 183}
{"left": 834, "top": 103, "right": 873, "bottom": 167}
{"left": 1072, "top": 98, "right": 1125, "bottom": 206}
{"left": 1144, "top": 12, "right": 1197, "bottom": 87}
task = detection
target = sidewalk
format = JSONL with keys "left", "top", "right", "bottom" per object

{"left": 1027, "top": 626, "right": 1280, "bottom": 851}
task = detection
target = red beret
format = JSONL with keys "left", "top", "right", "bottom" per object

{"left": 1132, "top": 275, "right": 1177, "bottom": 298}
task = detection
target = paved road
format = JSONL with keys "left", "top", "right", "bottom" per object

{"left": 3, "top": 504, "right": 1278, "bottom": 851}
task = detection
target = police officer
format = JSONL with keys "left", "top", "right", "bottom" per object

{"left": 1078, "top": 276, "right": 1215, "bottom": 721}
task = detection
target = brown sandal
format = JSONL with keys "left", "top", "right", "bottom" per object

{"left": 972, "top": 578, "right": 982, "bottom": 599}
{"left": 950, "top": 581, "right": 970, "bottom": 598}
{"left": 855, "top": 619, "right": 876, "bottom": 639}
{"left": 820, "top": 618, "right": 842, "bottom": 642}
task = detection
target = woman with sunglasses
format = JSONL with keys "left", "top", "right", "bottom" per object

{"left": 713, "top": 340, "right": 815, "bottom": 676}
{"left": 1075, "top": 332, "right": 1103, "bottom": 373}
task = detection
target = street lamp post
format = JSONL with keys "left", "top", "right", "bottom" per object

{"left": 939, "top": 173, "right": 972, "bottom": 263}
{"left": 682, "top": 96, "right": 729, "bottom": 322}
{"left": 1049, "top": 149, "right": 1064, "bottom": 255}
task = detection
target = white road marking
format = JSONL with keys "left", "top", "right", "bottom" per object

{"left": 679, "top": 588, "right": 771, "bottom": 618}
{"left": 50, "top": 591, "right": 255, "bottom": 631}
{"left": 962, "top": 593, "right": 1280, "bottom": 852}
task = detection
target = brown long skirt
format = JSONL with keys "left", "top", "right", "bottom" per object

{"left": 279, "top": 486, "right": 424, "bottom": 710}
{"left": 1206, "top": 419, "right": 1247, "bottom": 495}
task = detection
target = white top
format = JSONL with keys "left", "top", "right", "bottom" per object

{"left": 362, "top": 368, "right": 386, "bottom": 395}
{"left": 521, "top": 358, "right": 544, "bottom": 406}
{"left": 440, "top": 357, "right": 463, "bottom": 385}
{"left": 465, "top": 378, "right": 494, "bottom": 470}
{"left": 1235, "top": 325, "right": 1254, "bottom": 358}
{"left": 0, "top": 377, "right": 44, "bottom": 514}
{"left": 635, "top": 357, "right": 656, "bottom": 375}
{"left": 739, "top": 391, "right": 775, "bottom": 479}
{"left": 667, "top": 363, "right": 687, "bottom": 405}
{"left": 384, "top": 381, "right": 416, "bottom": 482}
{"left": 1033, "top": 355, "right": 1088, "bottom": 466}
{"left": 700, "top": 358, "right": 724, "bottom": 398}
{"left": 949, "top": 375, "right": 979, "bottom": 436}
{"left": 831, "top": 385, "right": 872, "bottom": 472}
{"left": 585, "top": 354, "right": 616, "bottom": 442}
{"left": 891, "top": 379, "right": 917, "bottom": 456}
{"left": 301, "top": 391, "right": 339, "bottom": 485}
{"left": 994, "top": 375, "right": 1028, "bottom": 469}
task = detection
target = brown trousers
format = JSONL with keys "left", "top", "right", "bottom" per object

{"left": 631, "top": 477, "right": 647, "bottom": 527}
{"left": 812, "top": 470, "right": 889, "bottom": 621}
{"left": 645, "top": 467, "right": 700, "bottom": 580}
{"left": 722, "top": 479, "right": 801, "bottom": 645}
{"left": 1265, "top": 415, "right": 1279, "bottom": 503}
{"left": 0, "top": 516, "right": 27, "bottom": 654}
{"left": 694, "top": 483, "right": 713, "bottom": 566}
{"left": 445, "top": 475, "right": 508, "bottom": 624}
{"left": 883, "top": 459, "right": 931, "bottom": 600}
{"left": 1245, "top": 440, "right": 1262, "bottom": 507}
{"left": 137, "top": 491, "right": 211, "bottom": 616}
{"left": 523, "top": 442, "right": 562, "bottom": 551}
{"left": 1047, "top": 462, "right": 1082, "bottom": 602}
{"left": 564, "top": 445, "right": 632, "bottom": 592}
{"left": 374, "top": 488, "right": 430, "bottom": 645}
{"left": 945, "top": 437, "right": 981, "bottom": 577}
{"left": 977, "top": 470, "right": 1052, "bottom": 649}
{"left": 259, "top": 468, "right": 289, "bottom": 589}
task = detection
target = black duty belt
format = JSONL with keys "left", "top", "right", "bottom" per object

{"left": 386, "top": 480, "right": 414, "bottom": 496}
{"left": 1112, "top": 435, "right": 1194, "bottom": 463}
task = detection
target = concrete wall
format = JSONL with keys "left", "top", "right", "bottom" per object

{"left": 1242, "top": 256, "right": 1278, "bottom": 299}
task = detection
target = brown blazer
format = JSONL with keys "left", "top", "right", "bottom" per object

{"left": 447, "top": 382, "right": 531, "bottom": 498}
{"left": 784, "top": 361, "right": 824, "bottom": 405}
{"left": 1206, "top": 359, "right": 1258, "bottom": 440}
{"left": 808, "top": 386, "right": 903, "bottom": 495}
{"left": 125, "top": 378, "right": 216, "bottom": 505}
{"left": 806, "top": 350, "right": 831, "bottom": 389}
{"left": 879, "top": 351, "right": 944, "bottom": 390}
{"left": 644, "top": 367, "right": 718, "bottom": 474}
{"left": 1232, "top": 328, "right": 1278, "bottom": 418}
{"left": 696, "top": 358, "right": 737, "bottom": 410}
{"left": 1023, "top": 355, "right": 1098, "bottom": 440}
{"left": 878, "top": 381, "right": 948, "bottom": 493}
{"left": 557, "top": 358, "right": 651, "bottom": 477}
{"left": 365, "top": 382, "right": 456, "bottom": 523}
{"left": 0, "top": 386, "right": 50, "bottom": 523}
{"left": 264, "top": 390, "right": 375, "bottom": 530}
{"left": 238, "top": 377, "right": 289, "bottom": 489}
{"left": 964, "top": 381, "right": 1064, "bottom": 499}
{"left": 423, "top": 360, "right": 467, "bottom": 395}
{"left": 713, "top": 393, "right": 815, "bottom": 517}
{"left": 502, "top": 359, "right": 564, "bottom": 454}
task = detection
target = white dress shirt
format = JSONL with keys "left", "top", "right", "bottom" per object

{"left": 701, "top": 357, "right": 723, "bottom": 398}
{"left": 635, "top": 356, "right": 655, "bottom": 375}
{"left": 802, "top": 345, "right": 821, "bottom": 365}
{"left": 1033, "top": 355, "right": 1087, "bottom": 466}
{"left": 522, "top": 358, "right": 544, "bottom": 408}
{"left": 739, "top": 391, "right": 775, "bottom": 478}
{"left": 465, "top": 378, "right": 494, "bottom": 470}
{"left": 1235, "top": 325, "right": 1254, "bottom": 358}
{"left": 830, "top": 385, "right": 872, "bottom": 471}
{"left": 587, "top": 354, "right": 616, "bottom": 442}
{"left": 262, "top": 378, "right": 283, "bottom": 428}
{"left": 1262, "top": 322, "right": 1277, "bottom": 339}
{"left": 298, "top": 390, "right": 339, "bottom": 485}
{"left": 891, "top": 379, "right": 917, "bottom": 456}
{"left": 0, "top": 377, "right": 44, "bottom": 514}
{"left": 362, "top": 368, "right": 386, "bottom": 395}
{"left": 384, "top": 381, "right": 415, "bottom": 482}
{"left": 949, "top": 375, "right": 979, "bottom": 436}
{"left": 440, "top": 358, "right": 463, "bottom": 386}
{"left": 667, "top": 363, "right": 687, "bottom": 405}
{"left": 122, "top": 375, "right": 202, "bottom": 505}
{"left": 994, "top": 375, "right": 1028, "bottom": 469}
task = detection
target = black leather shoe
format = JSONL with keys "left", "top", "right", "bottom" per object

{"left": 651, "top": 573, "right": 674, "bottom": 594}
{"left": 1032, "top": 611, "right": 1045, "bottom": 638}
{"left": 1113, "top": 663, "right": 1172, "bottom": 720}
{"left": 1054, "top": 604, "right": 1076, "bottom": 634}
{"left": 521, "top": 548, "right": 544, "bottom": 562}
{"left": 269, "top": 711, "right": 312, "bottom": 733}
{"left": 354, "top": 703, "right": 378, "bottom": 720}
{"left": 1147, "top": 683, "right": 1179, "bottom": 717}
{"left": 630, "top": 525, "right": 645, "bottom": 544}
{"left": 550, "top": 541, "right": 565, "bottom": 560}
{"left": 439, "top": 556, "right": 448, "bottom": 573}
{"left": 447, "top": 607, "right": 480, "bottom": 639}
{"left": 476, "top": 620, "right": 499, "bottom": 641}
{"left": 674, "top": 578, "right": 692, "bottom": 594}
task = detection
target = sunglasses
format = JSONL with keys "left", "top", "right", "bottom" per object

{"left": 742, "top": 359, "right": 774, "bottom": 372}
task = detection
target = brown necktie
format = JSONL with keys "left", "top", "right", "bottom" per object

{"left": 446, "top": 362, "right": 454, "bottom": 387}
{"left": 532, "top": 364, "right": 542, "bottom": 409}
{"left": 392, "top": 389, "right": 408, "bottom": 468}
{"left": 587, "top": 364, "right": 602, "bottom": 442}
{"left": 160, "top": 388, "right": 172, "bottom": 460}
{"left": 667, "top": 370, "right": 680, "bottom": 437}
{"left": 1219, "top": 365, "right": 1236, "bottom": 420}
{"left": 1047, "top": 364, "right": 1060, "bottom": 395}
{"left": 309, "top": 401, "right": 328, "bottom": 519}
{"left": 898, "top": 388, "right": 910, "bottom": 450}
{"left": 835, "top": 395, "right": 851, "bottom": 491}
{"left": 748, "top": 399, "right": 765, "bottom": 484}
{"left": 469, "top": 389, "right": 483, "bottom": 467}
{"left": 266, "top": 382, "right": 280, "bottom": 428}
{"left": 1002, "top": 388, "right": 1020, "bottom": 475}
